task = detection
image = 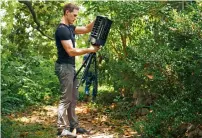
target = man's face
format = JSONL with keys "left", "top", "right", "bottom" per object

{"left": 66, "top": 9, "right": 79, "bottom": 24}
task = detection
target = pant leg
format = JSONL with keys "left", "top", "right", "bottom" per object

{"left": 55, "top": 63, "right": 74, "bottom": 128}
{"left": 68, "top": 76, "right": 79, "bottom": 128}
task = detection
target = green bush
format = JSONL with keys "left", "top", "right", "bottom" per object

{"left": 98, "top": 2, "right": 202, "bottom": 137}
{"left": 1, "top": 55, "right": 59, "bottom": 114}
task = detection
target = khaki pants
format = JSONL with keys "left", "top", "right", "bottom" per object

{"left": 55, "top": 62, "right": 79, "bottom": 129}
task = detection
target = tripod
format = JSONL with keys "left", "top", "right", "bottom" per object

{"left": 74, "top": 53, "right": 98, "bottom": 100}
{"left": 73, "top": 15, "right": 112, "bottom": 100}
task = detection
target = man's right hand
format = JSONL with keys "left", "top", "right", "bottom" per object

{"left": 89, "top": 45, "right": 100, "bottom": 53}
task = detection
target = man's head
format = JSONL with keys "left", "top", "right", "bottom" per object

{"left": 63, "top": 3, "right": 79, "bottom": 24}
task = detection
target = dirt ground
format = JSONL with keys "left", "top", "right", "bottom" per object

{"left": 10, "top": 102, "right": 138, "bottom": 138}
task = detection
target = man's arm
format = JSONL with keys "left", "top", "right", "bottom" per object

{"left": 61, "top": 39, "right": 99, "bottom": 57}
{"left": 75, "top": 21, "right": 95, "bottom": 34}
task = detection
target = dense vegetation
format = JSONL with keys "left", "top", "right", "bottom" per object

{"left": 1, "top": 1, "right": 202, "bottom": 137}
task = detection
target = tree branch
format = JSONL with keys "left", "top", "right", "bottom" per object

{"left": 18, "top": 1, "right": 54, "bottom": 40}
{"left": 119, "top": 31, "right": 127, "bottom": 58}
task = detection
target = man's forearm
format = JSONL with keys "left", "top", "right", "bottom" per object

{"left": 68, "top": 47, "right": 94, "bottom": 57}
{"left": 85, "top": 20, "right": 95, "bottom": 32}
{"left": 75, "top": 20, "right": 95, "bottom": 34}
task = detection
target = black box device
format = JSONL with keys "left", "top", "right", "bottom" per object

{"left": 89, "top": 16, "right": 113, "bottom": 46}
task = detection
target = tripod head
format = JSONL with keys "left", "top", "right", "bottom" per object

{"left": 89, "top": 16, "right": 113, "bottom": 47}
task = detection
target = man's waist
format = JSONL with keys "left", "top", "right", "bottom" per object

{"left": 56, "top": 60, "right": 75, "bottom": 65}
{"left": 55, "top": 61, "right": 75, "bottom": 68}
{"left": 56, "top": 57, "right": 75, "bottom": 63}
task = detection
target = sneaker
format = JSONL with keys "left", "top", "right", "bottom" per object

{"left": 57, "top": 129, "right": 77, "bottom": 138}
{"left": 70, "top": 127, "right": 88, "bottom": 134}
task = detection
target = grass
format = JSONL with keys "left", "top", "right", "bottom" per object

{"left": 1, "top": 116, "right": 56, "bottom": 138}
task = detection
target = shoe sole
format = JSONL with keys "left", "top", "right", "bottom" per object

{"left": 57, "top": 135, "right": 77, "bottom": 138}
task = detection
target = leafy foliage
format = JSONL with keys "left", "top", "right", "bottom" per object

{"left": 1, "top": 1, "right": 202, "bottom": 137}
{"left": 1, "top": 1, "right": 60, "bottom": 114}
{"left": 83, "top": 1, "right": 202, "bottom": 137}
{"left": 1, "top": 55, "right": 59, "bottom": 113}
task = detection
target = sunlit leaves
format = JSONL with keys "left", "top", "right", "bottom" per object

{"left": 1, "top": 1, "right": 202, "bottom": 137}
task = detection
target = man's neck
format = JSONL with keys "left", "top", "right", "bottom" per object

{"left": 61, "top": 16, "right": 69, "bottom": 25}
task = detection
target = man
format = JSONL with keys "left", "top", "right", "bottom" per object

{"left": 55, "top": 3, "right": 100, "bottom": 137}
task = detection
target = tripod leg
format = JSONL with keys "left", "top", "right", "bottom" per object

{"left": 92, "top": 53, "right": 98, "bottom": 101}
{"left": 74, "top": 53, "right": 91, "bottom": 81}
{"left": 81, "top": 54, "right": 93, "bottom": 83}
{"left": 75, "top": 53, "right": 94, "bottom": 89}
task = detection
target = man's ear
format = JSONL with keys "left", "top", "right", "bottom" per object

{"left": 66, "top": 10, "right": 70, "bottom": 15}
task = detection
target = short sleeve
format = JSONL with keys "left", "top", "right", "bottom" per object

{"left": 70, "top": 25, "right": 76, "bottom": 32}
{"left": 57, "top": 26, "right": 71, "bottom": 40}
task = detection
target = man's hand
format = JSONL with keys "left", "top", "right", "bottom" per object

{"left": 89, "top": 45, "right": 100, "bottom": 53}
